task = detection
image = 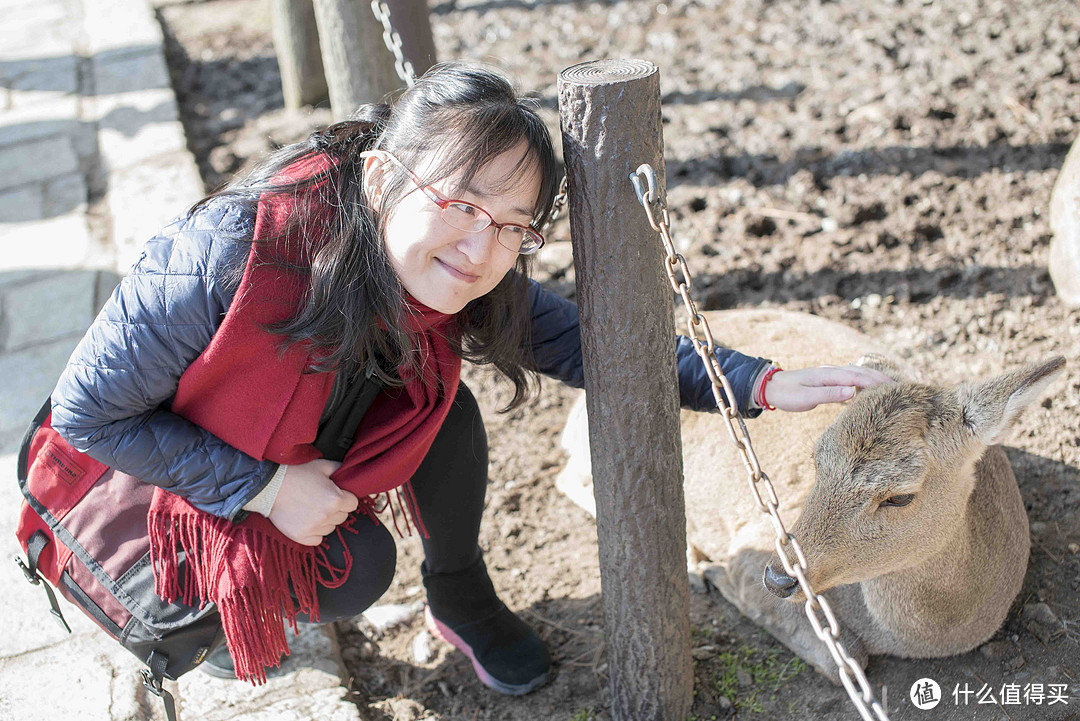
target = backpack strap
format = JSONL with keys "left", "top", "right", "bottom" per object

{"left": 14, "top": 530, "right": 71, "bottom": 633}
{"left": 140, "top": 650, "right": 177, "bottom": 721}
{"left": 314, "top": 363, "right": 386, "bottom": 462}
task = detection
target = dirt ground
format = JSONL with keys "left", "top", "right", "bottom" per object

{"left": 153, "top": 0, "right": 1080, "bottom": 718}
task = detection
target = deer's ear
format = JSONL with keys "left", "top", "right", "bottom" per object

{"left": 955, "top": 357, "right": 1066, "bottom": 446}
{"left": 856, "top": 354, "right": 914, "bottom": 383}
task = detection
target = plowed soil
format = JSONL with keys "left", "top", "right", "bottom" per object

{"left": 155, "top": 0, "right": 1080, "bottom": 718}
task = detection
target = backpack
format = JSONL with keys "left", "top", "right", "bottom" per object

{"left": 14, "top": 398, "right": 224, "bottom": 721}
{"left": 13, "top": 373, "right": 385, "bottom": 720}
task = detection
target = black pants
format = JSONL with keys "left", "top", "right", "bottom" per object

{"left": 302, "top": 381, "right": 489, "bottom": 623}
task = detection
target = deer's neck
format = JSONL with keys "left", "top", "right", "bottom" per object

{"left": 859, "top": 450, "right": 1028, "bottom": 655}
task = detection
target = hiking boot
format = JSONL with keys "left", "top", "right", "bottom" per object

{"left": 199, "top": 642, "right": 241, "bottom": 679}
{"left": 422, "top": 557, "right": 551, "bottom": 696}
{"left": 199, "top": 634, "right": 298, "bottom": 679}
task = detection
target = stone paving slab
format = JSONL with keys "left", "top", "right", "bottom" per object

{"left": 6, "top": 58, "right": 79, "bottom": 109}
{"left": 0, "top": 25, "right": 77, "bottom": 62}
{"left": 178, "top": 625, "right": 362, "bottom": 721}
{"left": 82, "top": 0, "right": 165, "bottom": 56}
{"left": 0, "top": 633, "right": 141, "bottom": 721}
{"left": 0, "top": 336, "right": 79, "bottom": 451}
{"left": 2, "top": 270, "right": 99, "bottom": 351}
{"left": 107, "top": 151, "right": 204, "bottom": 271}
{"left": 0, "top": 97, "right": 81, "bottom": 147}
{"left": 0, "top": 135, "right": 80, "bottom": 191}
{"left": 0, "top": 0, "right": 362, "bottom": 717}
{"left": 0, "top": 214, "right": 103, "bottom": 273}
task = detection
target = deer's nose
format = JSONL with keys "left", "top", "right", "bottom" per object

{"left": 763, "top": 564, "right": 799, "bottom": 598}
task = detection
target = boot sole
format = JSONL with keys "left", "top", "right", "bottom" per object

{"left": 424, "top": 606, "right": 549, "bottom": 696}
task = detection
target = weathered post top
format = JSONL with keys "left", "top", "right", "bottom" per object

{"left": 560, "top": 58, "right": 658, "bottom": 84}
{"left": 558, "top": 59, "right": 693, "bottom": 721}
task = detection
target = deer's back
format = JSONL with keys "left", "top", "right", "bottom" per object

{"left": 680, "top": 309, "right": 891, "bottom": 564}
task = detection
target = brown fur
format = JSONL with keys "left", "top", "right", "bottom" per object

{"left": 556, "top": 309, "right": 1065, "bottom": 679}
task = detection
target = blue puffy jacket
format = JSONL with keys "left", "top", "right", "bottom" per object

{"left": 50, "top": 199, "right": 769, "bottom": 521}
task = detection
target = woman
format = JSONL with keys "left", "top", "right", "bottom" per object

{"left": 48, "top": 62, "right": 891, "bottom": 693}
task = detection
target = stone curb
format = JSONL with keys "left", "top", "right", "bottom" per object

{"left": 0, "top": 0, "right": 361, "bottom": 717}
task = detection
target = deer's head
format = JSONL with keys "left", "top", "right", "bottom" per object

{"left": 763, "top": 356, "right": 1065, "bottom": 602}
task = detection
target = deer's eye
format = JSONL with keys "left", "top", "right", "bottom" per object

{"left": 880, "top": 494, "right": 915, "bottom": 508}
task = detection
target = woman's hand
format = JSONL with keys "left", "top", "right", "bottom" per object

{"left": 267, "top": 459, "right": 359, "bottom": 546}
{"left": 764, "top": 365, "right": 894, "bottom": 412}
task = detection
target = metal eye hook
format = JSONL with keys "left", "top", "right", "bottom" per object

{"left": 629, "top": 163, "right": 659, "bottom": 206}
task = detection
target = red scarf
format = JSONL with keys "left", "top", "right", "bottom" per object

{"left": 147, "top": 155, "right": 462, "bottom": 683}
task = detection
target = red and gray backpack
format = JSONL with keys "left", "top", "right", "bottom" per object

{"left": 14, "top": 398, "right": 224, "bottom": 721}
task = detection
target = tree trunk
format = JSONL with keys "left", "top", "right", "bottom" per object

{"left": 271, "top": 0, "right": 328, "bottom": 109}
{"left": 383, "top": 0, "right": 437, "bottom": 77}
{"left": 312, "top": 0, "right": 400, "bottom": 120}
{"left": 558, "top": 59, "right": 693, "bottom": 721}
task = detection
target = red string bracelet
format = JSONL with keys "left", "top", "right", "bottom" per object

{"left": 757, "top": 364, "right": 782, "bottom": 411}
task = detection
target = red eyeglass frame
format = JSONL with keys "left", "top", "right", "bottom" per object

{"left": 360, "top": 150, "right": 546, "bottom": 254}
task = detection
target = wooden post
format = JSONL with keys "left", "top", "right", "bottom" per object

{"left": 271, "top": 0, "right": 328, "bottom": 109}
{"left": 312, "top": 0, "right": 400, "bottom": 120}
{"left": 383, "top": 0, "right": 437, "bottom": 77}
{"left": 558, "top": 59, "right": 693, "bottom": 721}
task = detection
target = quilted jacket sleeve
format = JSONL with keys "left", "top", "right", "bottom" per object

{"left": 49, "top": 200, "right": 278, "bottom": 521}
{"left": 526, "top": 279, "right": 771, "bottom": 417}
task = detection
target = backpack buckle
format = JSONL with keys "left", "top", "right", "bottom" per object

{"left": 141, "top": 651, "right": 178, "bottom": 721}
{"left": 14, "top": 555, "right": 40, "bottom": 585}
{"left": 14, "top": 554, "right": 71, "bottom": 633}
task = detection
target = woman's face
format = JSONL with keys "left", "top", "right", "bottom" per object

{"left": 364, "top": 141, "right": 542, "bottom": 314}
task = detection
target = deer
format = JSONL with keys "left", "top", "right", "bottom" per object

{"left": 555, "top": 308, "right": 1066, "bottom": 678}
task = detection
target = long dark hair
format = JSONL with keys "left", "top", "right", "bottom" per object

{"left": 191, "top": 62, "right": 560, "bottom": 410}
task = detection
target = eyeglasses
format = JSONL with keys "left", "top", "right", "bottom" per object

{"left": 361, "top": 151, "right": 546, "bottom": 255}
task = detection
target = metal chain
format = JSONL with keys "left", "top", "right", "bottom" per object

{"left": 629, "top": 163, "right": 891, "bottom": 721}
{"left": 543, "top": 175, "right": 568, "bottom": 230}
{"left": 370, "top": 0, "right": 417, "bottom": 88}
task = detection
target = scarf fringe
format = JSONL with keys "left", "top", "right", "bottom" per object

{"left": 370, "top": 484, "right": 428, "bottom": 540}
{"left": 148, "top": 509, "right": 320, "bottom": 684}
{"left": 147, "top": 485, "right": 426, "bottom": 684}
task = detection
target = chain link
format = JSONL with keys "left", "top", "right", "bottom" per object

{"left": 542, "top": 175, "right": 568, "bottom": 231}
{"left": 370, "top": 0, "right": 417, "bottom": 88}
{"left": 362, "top": 5, "right": 888, "bottom": 716}
{"left": 629, "top": 163, "right": 891, "bottom": 721}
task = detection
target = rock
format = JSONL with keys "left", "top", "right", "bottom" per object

{"left": 1022, "top": 603, "right": 1063, "bottom": 644}
{"left": 691, "top": 644, "right": 720, "bottom": 660}
{"left": 1050, "top": 135, "right": 1080, "bottom": 307}
{"left": 980, "top": 640, "right": 1012, "bottom": 659}
{"left": 1069, "top": 543, "right": 1079, "bottom": 554}
{"left": 373, "top": 698, "right": 426, "bottom": 721}
{"left": 736, "top": 667, "right": 752, "bottom": 688}
{"left": 357, "top": 638, "right": 379, "bottom": 661}
{"left": 362, "top": 603, "right": 422, "bottom": 633}
{"left": 411, "top": 631, "right": 435, "bottom": 664}
{"left": 1022, "top": 602, "right": 1059, "bottom": 627}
